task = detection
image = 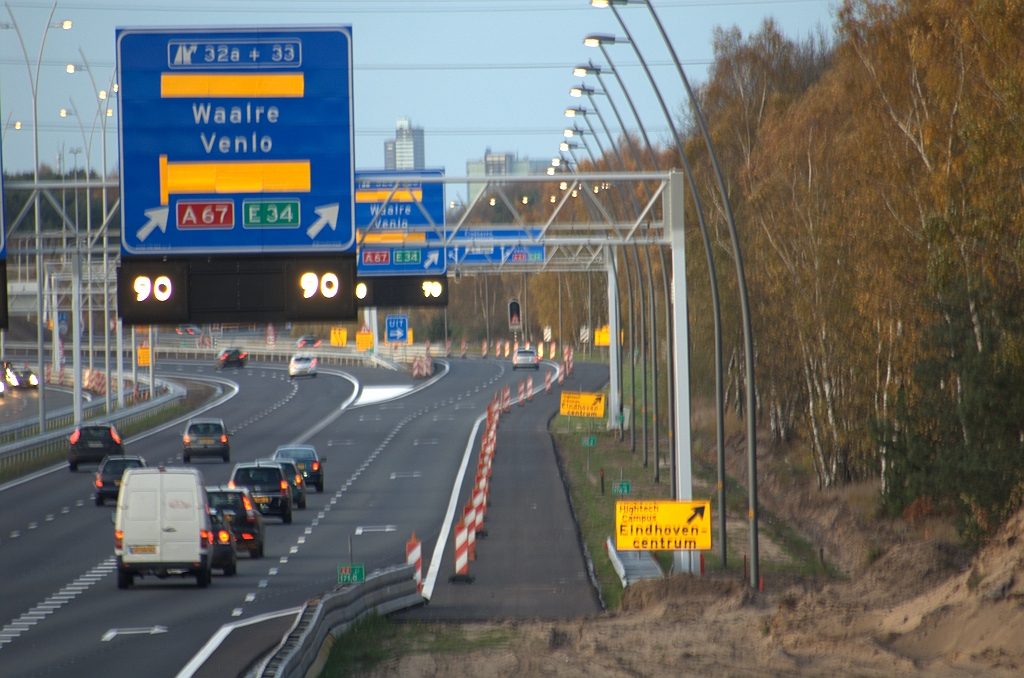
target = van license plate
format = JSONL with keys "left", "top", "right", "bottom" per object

{"left": 129, "top": 545, "right": 156, "bottom": 554}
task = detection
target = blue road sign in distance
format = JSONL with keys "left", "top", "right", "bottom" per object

{"left": 448, "top": 245, "right": 545, "bottom": 266}
{"left": 385, "top": 314, "right": 408, "bottom": 343}
{"left": 355, "top": 169, "right": 444, "bottom": 229}
{"left": 360, "top": 247, "right": 446, "bottom": 276}
{"left": 117, "top": 27, "right": 355, "bottom": 256}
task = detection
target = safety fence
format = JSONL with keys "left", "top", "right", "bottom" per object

{"left": 0, "top": 381, "right": 185, "bottom": 476}
{"left": 253, "top": 564, "right": 423, "bottom": 678}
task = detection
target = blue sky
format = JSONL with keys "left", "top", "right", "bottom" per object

{"left": 1, "top": 0, "right": 837, "bottom": 202}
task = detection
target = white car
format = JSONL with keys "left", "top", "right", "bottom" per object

{"left": 288, "top": 354, "right": 318, "bottom": 378}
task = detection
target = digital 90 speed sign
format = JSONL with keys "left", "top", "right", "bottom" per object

{"left": 117, "top": 255, "right": 356, "bottom": 324}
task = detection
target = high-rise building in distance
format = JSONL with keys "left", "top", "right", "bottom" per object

{"left": 384, "top": 117, "right": 425, "bottom": 170}
{"left": 466, "top": 149, "right": 549, "bottom": 203}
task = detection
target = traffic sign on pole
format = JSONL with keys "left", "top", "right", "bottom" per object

{"left": 385, "top": 314, "right": 408, "bottom": 343}
{"left": 355, "top": 169, "right": 445, "bottom": 229}
{"left": 117, "top": 27, "right": 356, "bottom": 256}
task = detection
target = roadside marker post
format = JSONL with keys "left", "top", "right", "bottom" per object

{"left": 463, "top": 504, "right": 477, "bottom": 560}
{"left": 518, "top": 380, "right": 525, "bottom": 406}
{"left": 526, "top": 375, "right": 534, "bottom": 401}
{"left": 461, "top": 339, "right": 467, "bottom": 358}
{"left": 558, "top": 364, "right": 565, "bottom": 386}
{"left": 545, "top": 370, "right": 552, "bottom": 393}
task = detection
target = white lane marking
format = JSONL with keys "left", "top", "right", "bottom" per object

{"left": 174, "top": 607, "right": 301, "bottom": 678}
{"left": 231, "top": 608, "right": 243, "bottom": 617}
{"left": 422, "top": 412, "right": 487, "bottom": 600}
{"left": 0, "top": 557, "right": 115, "bottom": 649}
{"left": 245, "top": 593, "right": 256, "bottom": 602}
{"left": 268, "top": 568, "right": 278, "bottom": 575}
{"left": 390, "top": 472, "right": 422, "bottom": 480}
{"left": 258, "top": 580, "right": 268, "bottom": 588}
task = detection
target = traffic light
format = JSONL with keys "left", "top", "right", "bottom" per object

{"left": 355, "top": 276, "right": 448, "bottom": 307}
{"left": 508, "top": 298, "right": 521, "bottom": 331}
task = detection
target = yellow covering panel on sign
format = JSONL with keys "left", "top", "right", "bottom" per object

{"left": 559, "top": 391, "right": 606, "bottom": 418}
{"left": 354, "top": 189, "right": 423, "bottom": 203}
{"left": 330, "top": 328, "right": 348, "bottom": 347}
{"left": 137, "top": 346, "right": 151, "bottom": 367}
{"left": 160, "top": 156, "right": 310, "bottom": 205}
{"left": 161, "top": 73, "right": 304, "bottom": 98}
{"left": 615, "top": 500, "right": 712, "bottom": 551}
{"left": 594, "top": 325, "right": 610, "bottom": 347}
{"left": 356, "top": 331, "right": 374, "bottom": 352}
{"left": 359, "top": 232, "right": 427, "bottom": 244}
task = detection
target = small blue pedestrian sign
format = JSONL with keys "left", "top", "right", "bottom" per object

{"left": 385, "top": 315, "right": 408, "bottom": 343}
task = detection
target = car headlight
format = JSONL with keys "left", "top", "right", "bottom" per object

{"left": 28, "top": 375, "right": 38, "bottom": 386}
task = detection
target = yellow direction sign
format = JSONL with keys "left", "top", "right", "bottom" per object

{"left": 615, "top": 500, "right": 712, "bottom": 551}
{"left": 594, "top": 325, "right": 610, "bottom": 347}
{"left": 330, "top": 327, "right": 348, "bottom": 347}
{"left": 559, "top": 391, "right": 606, "bottom": 418}
{"left": 356, "top": 331, "right": 374, "bottom": 352}
{"left": 138, "top": 346, "right": 151, "bottom": 367}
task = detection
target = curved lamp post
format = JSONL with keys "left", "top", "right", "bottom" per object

{"left": 2, "top": 1, "right": 72, "bottom": 433}
{"left": 592, "top": 0, "right": 756, "bottom": 584}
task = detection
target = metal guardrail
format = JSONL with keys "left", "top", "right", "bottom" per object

{"left": 0, "top": 382, "right": 185, "bottom": 475}
{"left": 605, "top": 536, "right": 664, "bottom": 587}
{"left": 252, "top": 564, "right": 424, "bottom": 678}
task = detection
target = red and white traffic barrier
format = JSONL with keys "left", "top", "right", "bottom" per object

{"left": 482, "top": 340, "right": 488, "bottom": 358}
{"left": 545, "top": 370, "right": 552, "bottom": 393}
{"left": 473, "top": 490, "right": 485, "bottom": 532}
{"left": 517, "top": 380, "right": 525, "bottom": 406}
{"left": 454, "top": 520, "right": 469, "bottom": 576}
{"left": 461, "top": 339, "right": 467, "bottom": 359}
{"left": 550, "top": 341, "right": 557, "bottom": 360}
{"left": 502, "top": 385, "right": 511, "bottom": 412}
{"left": 445, "top": 339, "right": 451, "bottom": 357}
{"left": 513, "top": 341, "right": 519, "bottom": 356}
{"left": 406, "top": 532, "right": 422, "bottom": 593}
{"left": 558, "top": 363, "right": 565, "bottom": 385}
{"left": 568, "top": 346, "right": 574, "bottom": 376}
{"left": 526, "top": 375, "right": 533, "bottom": 401}
{"left": 504, "top": 341, "right": 510, "bottom": 358}
{"left": 463, "top": 504, "right": 477, "bottom": 560}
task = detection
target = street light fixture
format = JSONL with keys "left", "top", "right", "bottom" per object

{"left": 2, "top": 1, "right": 73, "bottom": 433}
{"left": 564, "top": 107, "right": 587, "bottom": 118}
{"left": 570, "top": 85, "right": 595, "bottom": 98}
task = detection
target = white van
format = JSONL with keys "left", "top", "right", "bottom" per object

{"left": 114, "top": 467, "right": 214, "bottom": 588}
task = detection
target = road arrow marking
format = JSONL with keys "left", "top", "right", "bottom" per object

{"left": 687, "top": 505, "right": 706, "bottom": 524}
{"left": 354, "top": 525, "right": 396, "bottom": 535}
{"left": 101, "top": 625, "right": 168, "bottom": 641}
{"left": 136, "top": 207, "right": 169, "bottom": 242}
{"left": 424, "top": 250, "right": 440, "bottom": 269}
{"left": 306, "top": 203, "right": 339, "bottom": 239}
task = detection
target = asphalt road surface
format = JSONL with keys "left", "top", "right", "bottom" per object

{"left": 0, "top": 356, "right": 607, "bottom": 678}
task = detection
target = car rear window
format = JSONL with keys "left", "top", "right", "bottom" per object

{"left": 275, "top": 448, "right": 316, "bottom": 461}
{"left": 188, "top": 423, "right": 224, "bottom": 436}
{"left": 81, "top": 427, "right": 113, "bottom": 440}
{"left": 208, "top": 492, "right": 244, "bottom": 511}
{"left": 102, "top": 459, "right": 144, "bottom": 475}
{"left": 233, "top": 467, "right": 282, "bottom": 484}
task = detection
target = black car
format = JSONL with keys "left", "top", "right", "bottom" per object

{"left": 296, "top": 335, "right": 322, "bottom": 348}
{"left": 229, "top": 461, "right": 293, "bottom": 524}
{"left": 263, "top": 458, "right": 307, "bottom": 509}
{"left": 3, "top": 361, "right": 39, "bottom": 388}
{"left": 206, "top": 485, "right": 265, "bottom": 558}
{"left": 273, "top": 445, "right": 325, "bottom": 493}
{"left": 215, "top": 348, "right": 248, "bottom": 370}
{"left": 183, "top": 418, "right": 231, "bottom": 463}
{"left": 208, "top": 510, "right": 238, "bottom": 576}
{"left": 94, "top": 455, "right": 147, "bottom": 506}
{"left": 69, "top": 425, "right": 125, "bottom": 471}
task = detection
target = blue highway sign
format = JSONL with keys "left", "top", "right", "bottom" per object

{"left": 385, "top": 314, "right": 408, "bottom": 343}
{"left": 355, "top": 169, "right": 444, "bottom": 229}
{"left": 448, "top": 244, "right": 545, "bottom": 266}
{"left": 360, "top": 247, "right": 446, "bottom": 276}
{"left": 117, "top": 27, "right": 355, "bottom": 256}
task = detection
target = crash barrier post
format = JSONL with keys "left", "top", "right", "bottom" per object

{"left": 517, "top": 380, "right": 525, "bottom": 406}
{"left": 545, "top": 370, "right": 552, "bottom": 393}
{"left": 526, "top": 375, "right": 533, "bottom": 401}
{"left": 454, "top": 520, "right": 469, "bottom": 576}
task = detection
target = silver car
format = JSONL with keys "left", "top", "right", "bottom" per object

{"left": 288, "top": 354, "right": 318, "bottom": 378}
{"left": 512, "top": 348, "right": 539, "bottom": 370}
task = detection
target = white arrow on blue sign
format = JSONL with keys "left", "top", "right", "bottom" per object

{"left": 385, "top": 315, "right": 408, "bottom": 343}
{"left": 117, "top": 27, "right": 355, "bottom": 256}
